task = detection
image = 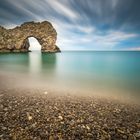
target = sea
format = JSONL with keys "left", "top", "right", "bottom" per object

{"left": 0, "top": 51, "right": 140, "bottom": 104}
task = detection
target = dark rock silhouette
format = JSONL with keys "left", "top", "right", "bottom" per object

{"left": 0, "top": 21, "right": 60, "bottom": 52}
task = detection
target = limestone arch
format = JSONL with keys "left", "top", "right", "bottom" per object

{"left": 0, "top": 21, "right": 60, "bottom": 53}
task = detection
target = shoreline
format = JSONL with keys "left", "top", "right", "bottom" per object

{"left": 0, "top": 88, "right": 140, "bottom": 139}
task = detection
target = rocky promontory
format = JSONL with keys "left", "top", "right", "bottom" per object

{"left": 0, "top": 21, "right": 60, "bottom": 53}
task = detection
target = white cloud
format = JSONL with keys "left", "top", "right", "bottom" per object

{"left": 51, "top": 20, "right": 138, "bottom": 50}
{"left": 6, "top": 0, "right": 42, "bottom": 20}
{"left": 127, "top": 47, "right": 140, "bottom": 51}
{"left": 46, "top": 0, "right": 79, "bottom": 19}
{"left": 111, "top": 0, "right": 119, "bottom": 8}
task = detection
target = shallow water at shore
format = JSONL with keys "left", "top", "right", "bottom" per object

{"left": 0, "top": 51, "right": 140, "bottom": 103}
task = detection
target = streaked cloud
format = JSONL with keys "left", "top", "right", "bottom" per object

{"left": 0, "top": 0, "right": 140, "bottom": 50}
{"left": 127, "top": 47, "right": 140, "bottom": 51}
{"left": 46, "top": 0, "right": 79, "bottom": 19}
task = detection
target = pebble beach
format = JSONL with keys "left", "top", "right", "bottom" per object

{"left": 0, "top": 88, "right": 140, "bottom": 140}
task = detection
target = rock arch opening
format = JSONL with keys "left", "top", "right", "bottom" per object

{"left": 28, "top": 37, "right": 42, "bottom": 51}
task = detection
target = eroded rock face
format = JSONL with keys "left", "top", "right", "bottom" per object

{"left": 0, "top": 21, "right": 60, "bottom": 52}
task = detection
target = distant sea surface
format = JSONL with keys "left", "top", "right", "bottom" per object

{"left": 0, "top": 51, "right": 140, "bottom": 103}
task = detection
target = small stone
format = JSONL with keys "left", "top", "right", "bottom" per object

{"left": 122, "top": 135, "right": 127, "bottom": 139}
{"left": 49, "top": 135, "right": 54, "bottom": 140}
{"left": 134, "top": 131, "right": 140, "bottom": 138}
{"left": 27, "top": 112, "right": 33, "bottom": 121}
{"left": 0, "top": 105, "right": 3, "bottom": 109}
{"left": 81, "top": 125, "right": 86, "bottom": 128}
{"left": 46, "top": 131, "right": 49, "bottom": 135}
{"left": 136, "top": 123, "right": 140, "bottom": 129}
{"left": 58, "top": 115, "right": 63, "bottom": 120}
{"left": 44, "top": 91, "right": 48, "bottom": 95}
{"left": 128, "top": 134, "right": 136, "bottom": 140}
{"left": 60, "top": 121, "right": 64, "bottom": 124}
{"left": 113, "top": 108, "right": 121, "bottom": 113}
{"left": 2, "top": 126, "right": 7, "bottom": 130}
{"left": 25, "top": 126, "right": 29, "bottom": 130}
{"left": 87, "top": 133, "right": 93, "bottom": 138}
{"left": 117, "top": 129, "right": 125, "bottom": 134}
{"left": 86, "top": 125, "right": 90, "bottom": 130}
{"left": 31, "top": 122, "right": 37, "bottom": 128}
{"left": 3, "top": 107, "right": 8, "bottom": 111}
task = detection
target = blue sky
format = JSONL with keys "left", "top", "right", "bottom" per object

{"left": 0, "top": 0, "right": 140, "bottom": 50}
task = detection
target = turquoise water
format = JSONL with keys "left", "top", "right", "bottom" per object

{"left": 0, "top": 51, "right": 140, "bottom": 102}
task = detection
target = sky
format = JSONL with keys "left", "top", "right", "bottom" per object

{"left": 0, "top": 0, "right": 140, "bottom": 51}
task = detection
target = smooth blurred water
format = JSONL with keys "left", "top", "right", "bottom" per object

{"left": 0, "top": 51, "right": 140, "bottom": 102}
